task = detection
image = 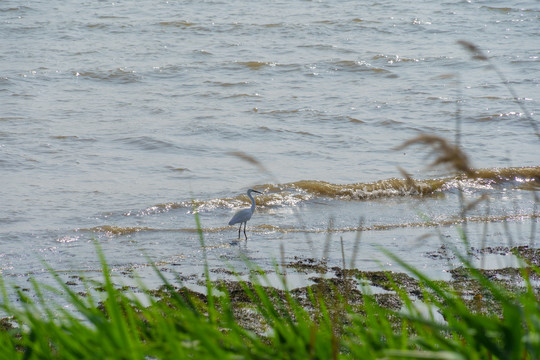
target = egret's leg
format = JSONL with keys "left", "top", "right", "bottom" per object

{"left": 243, "top": 222, "right": 248, "bottom": 240}
{"left": 237, "top": 224, "right": 242, "bottom": 239}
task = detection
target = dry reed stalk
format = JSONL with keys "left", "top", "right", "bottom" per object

{"left": 395, "top": 134, "right": 474, "bottom": 176}
{"left": 457, "top": 40, "right": 540, "bottom": 139}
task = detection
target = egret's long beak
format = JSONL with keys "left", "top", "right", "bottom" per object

{"left": 253, "top": 190, "right": 262, "bottom": 194}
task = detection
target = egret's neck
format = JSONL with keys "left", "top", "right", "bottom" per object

{"left": 248, "top": 193, "right": 256, "bottom": 211}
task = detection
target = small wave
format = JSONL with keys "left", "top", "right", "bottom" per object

{"left": 251, "top": 213, "right": 540, "bottom": 234}
{"left": 74, "top": 68, "right": 141, "bottom": 84}
{"left": 158, "top": 20, "right": 195, "bottom": 28}
{"left": 298, "top": 44, "right": 338, "bottom": 51}
{"left": 80, "top": 225, "right": 232, "bottom": 236}
{"left": 371, "top": 54, "right": 422, "bottom": 64}
{"left": 282, "top": 167, "right": 540, "bottom": 200}
{"left": 474, "top": 96, "right": 507, "bottom": 100}
{"left": 474, "top": 112, "right": 522, "bottom": 122}
{"left": 165, "top": 166, "right": 190, "bottom": 172}
{"left": 206, "top": 80, "right": 250, "bottom": 87}
{"left": 50, "top": 135, "right": 97, "bottom": 143}
{"left": 236, "top": 61, "right": 276, "bottom": 70}
{"left": 480, "top": 6, "right": 517, "bottom": 13}
{"left": 118, "top": 136, "right": 178, "bottom": 152}
{"left": 225, "top": 93, "right": 261, "bottom": 99}
{"left": 348, "top": 117, "right": 365, "bottom": 124}
{"left": 86, "top": 23, "right": 111, "bottom": 30}
{"left": 258, "top": 126, "right": 320, "bottom": 138}
{"left": 285, "top": 179, "right": 441, "bottom": 200}
{"left": 81, "top": 226, "right": 155, "bottom": 235}
{"left": 472, "top": 167, "right": 540, "bottom": 186}
{"left": 81, "top": 212, "right": 540, "bottom": 237}
{"left": 280, "top": 167, "right": 539, "bottom": 201}
{"left": 257, "top": 108, "right": 301, "bottom": 115}
{"left": 144, "top": 191, "right": 312, "bottom": 214}
{"left": 330, "top": 60, "right": 391, "bottom": 73}
{"left": 0, "top": 6, "right": 34, "bottom": 13}
{"left": 51, "top": 135, "right": 79, "bottom": 140}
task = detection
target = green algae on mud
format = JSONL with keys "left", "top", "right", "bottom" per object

{"left": 137, "top": 246, "right": 540, "bottom": 336}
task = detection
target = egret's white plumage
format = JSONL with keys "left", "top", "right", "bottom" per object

{"left": 228, "top": 189, "right": 262, "bottom": 239}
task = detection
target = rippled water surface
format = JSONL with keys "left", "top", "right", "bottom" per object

{"left": 1, "top": 1, "right": 539, "bottom": 297}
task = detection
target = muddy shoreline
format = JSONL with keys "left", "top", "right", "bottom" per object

{"left": 148, "top": 245, "right": 540, "bottom": 335}
{"left": 1, "top": 245, "right": 538, "bottom": 335}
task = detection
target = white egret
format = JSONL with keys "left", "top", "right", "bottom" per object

{"left": 228, "top": 189, "right": 262, "bottom": 239}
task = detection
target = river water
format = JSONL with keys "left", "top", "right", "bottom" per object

{"left": 1, "top": 1, "right": 539, "bottom": 298}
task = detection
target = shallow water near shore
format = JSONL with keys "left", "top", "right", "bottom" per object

{"left": 1, "top": 1, "right": 539, "bottom": 301}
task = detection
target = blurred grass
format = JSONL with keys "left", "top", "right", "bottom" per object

{"left": 0, "top": 229, "right": 539, "bottom": 359}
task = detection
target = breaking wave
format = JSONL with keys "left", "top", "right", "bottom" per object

{"left": 142, "top": 166, "right": 540, "bottom": 212}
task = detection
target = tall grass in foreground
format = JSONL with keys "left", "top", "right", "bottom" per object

{"left": 0, "top": 234, "right": 539, "bottom": 359}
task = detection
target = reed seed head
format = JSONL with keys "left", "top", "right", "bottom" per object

{"left": 457, "top": 40, "right": 489, "bottom": 61}
{"left": 396, "top": 134, "right": 474, "bottom": 176}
